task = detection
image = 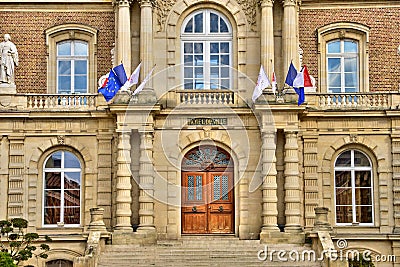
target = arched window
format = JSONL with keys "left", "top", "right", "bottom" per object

{"left": 327, "top": 39, "right": 358, "bottom": 93}
{"left": 181, "top": 9, "right": 232, "bottom": 90}
{"left": 57, "top": 40, "right": 88, "bottom": 94}
{"left": 46, "top": 259, "right": 73, "bottom": 267}
{"left": 43, "top": 151, "right": 81, "bottom": 226}
{"left": 334, "top": 149, "right": 373, "bottom": 225}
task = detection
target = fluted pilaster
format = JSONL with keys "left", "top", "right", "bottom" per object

{"left": 284, "top": 131, "right": 302, "bottom": 233}
{"left": 282, "top": 0, "right": 300, "bottom": 71}
{"left": 261, "top": 131, "right": 280, "bottom": 232}
{"left": 140, "top": 0, "right": 154, "bottom": 84}
{"left": 115, "top": 130, "right": 133, "bottom": 231}
{"left": 115, "top": 0, "right": 132, "bottom": 74}
{"left": 137, "top": 131, "right": 155, "bottom": 230}
{"left": 260, "top": 0, "right": 275, "bottom": 82}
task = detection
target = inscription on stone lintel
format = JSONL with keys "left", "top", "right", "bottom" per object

{"left": 187, "top": 118, "right": 227, "bottom": 126}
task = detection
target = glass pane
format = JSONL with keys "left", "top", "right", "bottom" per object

{"left": 196, "top": 175, "right": 202, "bottom": 201}
{"left": 335, "top": 171, "right": 351, "bottom": 187}
{"left": 184, "top": 79, "right": 193, "bottom": 89}
{"left": 184, "top": 43, "right": 193, "bottom": 53}
{"left": 210, "top": 67, "right": 219, "bottom": 78}
{"left": 221, "top": 55, "right": 229, "bottom": 65}
{"left": 221, "top": 67, "right": 229, "bottom": 78}
{"left": 194, "top": 55, "right": 203, "bottom": 66}
{"left": 213, "top": 175, "right": 220, "bottom": 200}
{"left": 336, "top": 151, "right": 351, "bottom": 166}
{"left": 64, "top": 172, "right": 81, "bottom": 189}
{"left": 221, "top": 175, "right": 229, "bottom": 200}
{"left": 46, "top": 260, "right": 73, "bottom": 267}
{"left": 45, "top": 172, "right": 61, "bottom": 189}
{"left": 184, "top": 18, "right": 193, "bottom": 33}
{"left": 187, "top": 175, "right": 194, "bottom": 201}
{"left": 210, "top": 13, "right": 219, "bottom": 32}
{"left": 74, "top": 60, "right": 87, "bottom": 75}
{"left": 345, "top": 87, "right": 357, "bottom": 93}
{"left": 329, "top": 88, "right": 341, "bottom": 93}
{"left": 46, "top": 152, "right": 62, "bottom": 168}
{"left": 345, "top": 73, "right": 357, "bottom": 87}
{"left": 44, "top": 190, "right": 61, "bottom": 206}
{"left": 74, "top": 76, "right": 87, "bottom": 91}
{"left": 355, "top": 171, "right": 371, "bottom": 187}
{"left": 356, "top": 206, "right": 372, "bottom": 223}
{"left": 58, "top": 76, "right": 71, "bottom": 93}
{"left": 328, "top": 73, "right": 341, "bottom": 87}
{"left": 184, "top": 55, "right": 193, "bottom": 65}
{"left": 220, "top": 42, "right": 229, "bottom": 53}
{"left": 65, "top": 190, "right": 80, "bottom": 206}
{"left": 327, "top": 41, "right": 340, "bottom": 53}
{"left": 184, "top": 67, "right": 193, "bottom": 78}
{"left": 336, "top": 188, "right": 352, "bottom": 205}
{"left": 74, "top": 42, "right": 88, "bottom": 56}
{"left": 195, "top": 80, "right": 204, "bottom": 89}
{"left": 57, "top": 42, "right": 71, "bottom": 56}
{"left": 210, "top": 79, "right": 218, "bottom": 89}
{"left": 221, "top": 79, "right": 229, "bottom": 89}
{"left": 355, "top": 189, "right": 372, "bottom": 205}
{"left": 58, "top": 61, "right": 71, "bottom": 75}
{"left": 344, "top": 40, "right": 358, "bottom": 53}
{"left": 44, "top": 207, "right": 61, "bottom": 224}
{"left": 210, "top": 55, "right": 219, "bottom": 65}
{"left": 354, "top": 151, "right": 370, "bottom": 167}
{"left": 64, "top": 207, "right": 80, "bottom": 224}
{"left": 194, "top": 67, "right": 203, "bottom": 79}
{"left": 344, "top": 57, "right": 357, "bottom": 72}
{"left": 210, "top": 43, "right": 219, "bottom": 53}
{"left": 328, "top": 58, "right": 341, "bottom": 72}
{"left": 336, "top": 206, "right": 352, "bottom": 223}
{"left": 194, "top": 13, "right": 203, "bottom": 33}
{"left": 194, "top": 43, "right": 203, "bottom": 53}
{"left": 220, "top": 18, "right": 228, "bottom": 32}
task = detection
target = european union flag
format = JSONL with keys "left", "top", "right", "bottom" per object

{"left": 98, "top": 69, "right": 122, "bottom": 102}
{"left": 285, "top": 61, "right": 298, "bottom": 87}
{"left": 113, "top": 63, "right": 128, "bottom": 85}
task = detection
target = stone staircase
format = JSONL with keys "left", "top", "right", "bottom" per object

{"left": 97, "top": 236, "right": 323, "bottom": 267}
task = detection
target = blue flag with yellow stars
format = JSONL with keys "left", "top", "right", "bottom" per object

{"left": 98, "top": 69, "right": 122, "bottom": 102}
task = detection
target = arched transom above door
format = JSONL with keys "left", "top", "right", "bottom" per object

{"left": 182, "top": 145, "right": 233, "bottom": 171}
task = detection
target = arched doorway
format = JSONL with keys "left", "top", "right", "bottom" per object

{"left": 181, "top": 145, "right": 234, "bottom": 234}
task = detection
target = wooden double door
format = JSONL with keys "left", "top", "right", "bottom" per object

{"left": 182, "top": 171, "right": 234, "bottom": 234}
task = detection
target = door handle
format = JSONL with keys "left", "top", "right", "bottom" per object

{"left": 218, "top": 206, "right": 223, "bottom": 212}
{"left": 192, "top": 206, "right": 197, "bottom": 212}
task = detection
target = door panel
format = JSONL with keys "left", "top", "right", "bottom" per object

{"left": 182, "top": 171, "right": 233, "bottom": 234}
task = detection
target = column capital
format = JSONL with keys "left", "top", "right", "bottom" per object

{"left": 138, "top": 0, "right": 156, "bottom": 8}
{"left": 260, "top": 0, "right": 274, "bottom": 7}
{"left": 282, "top": 0, "right": 301, "bottom": 7}
{"left": 114, "top": 0, "right": 133, "bottom": 6}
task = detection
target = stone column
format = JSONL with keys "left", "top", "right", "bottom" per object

{"left": 260, "top": 131, "right": 280, "bottom": 233}
{"left": 137, "top": 131, "right": 156, "bottom": 232}
{"left": 140, "top": 0, "right": 153, "bottom": 82}
{"left": 392, "top": 135, "right": 400, "bottom": 233}
{"left": 115, "top": 0, "right": 132, "bottom": 74}
{"left": 284, "top": 131, "right": 302, "bottom": 233}
{"left": 260, "top": 0, "right": 275, "bottom": 81}
{"left": 282, "top": 0, "right": 300, "bottom": 71}
{"left": 114, "top": 130, "right": 132, "bottom": 231}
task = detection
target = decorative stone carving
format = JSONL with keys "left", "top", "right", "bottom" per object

{"left": 349, "top": 134, "right": 358, "bottom": 143}
{"left": 114, "top": 0, "right": 133, "bottom": 5}
{"left": 0, "top": 34, "right": 18, "bottom": 84}
{"left": 238, "top": 0, "right": 259, "bottom": 31}
{"left": 138, "top": 0, "right": 156, "bottom": 7}
{"left": 57, "top": 135, "right": 65, "bottom": 145}
{"left": 154, "top": 0, "right": 175, "bottom": 32}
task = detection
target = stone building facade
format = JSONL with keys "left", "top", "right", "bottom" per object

{"left": 0, "top": 0, "right": 399, "bottom": 266}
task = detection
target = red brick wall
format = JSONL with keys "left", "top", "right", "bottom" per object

{"left": 299, "top": 7, "right": 400, "bottom": 91}
{"left": 0, "top": 11, "right": 115, "bottom": 93}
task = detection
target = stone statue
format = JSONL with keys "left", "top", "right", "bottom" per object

{"left": 0, "top": 34, "right": 18, "bottom": 84}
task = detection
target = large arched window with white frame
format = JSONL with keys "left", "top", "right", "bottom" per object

{"left": 43, "top": 151, "right": 82, "bottom": 227}
{"left": 334, "top": 149, "right": 373, "bottom": 225}
{"left": 181, "top": 9, "right": 232, "bottom": 90}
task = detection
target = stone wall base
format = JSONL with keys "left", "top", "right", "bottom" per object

{"left": 260, "top": 231, "right": 305, "bottom": 244}
{"left": 112, "top": 229, "right": 157, "bottom": 245}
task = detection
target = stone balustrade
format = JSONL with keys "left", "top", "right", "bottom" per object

{"left": 318, "top": 92, "right": 391, "bottom": 109}
{"left": 26, "top": 94, "right": 98, "bottom": 110}
{"left": 177, "top": 90, "right": 235, "bottom": 105}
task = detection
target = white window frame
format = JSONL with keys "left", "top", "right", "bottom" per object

{"left": 56, "top": 40, "right": 89, "bottom": 94}
{"left": 326, "top": 39, "right": 359, "bottom": 93}
{"left": 42, "top": 151, "right": 82, "bottom": 227}
{"left": 181, "top": 9, "right": 233, "bottom": 90}
{"left": 334, "top": 149, "right": 374, "bottom": 226}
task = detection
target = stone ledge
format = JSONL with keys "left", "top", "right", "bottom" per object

{"left": 260, "top": 231, "right": 305, "bottom": 245}
{"left": 112, "top": 228, "right": 157, "bottom": 245}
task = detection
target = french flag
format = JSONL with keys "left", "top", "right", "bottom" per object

{"left": 292, "top": 65, "right": 312, "bottom": 105}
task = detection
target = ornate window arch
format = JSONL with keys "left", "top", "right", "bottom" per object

{"left": 45, "top": 24, "right": 98, "bottom": 94}
{"left": 43, "top": 150, "right": 82, "bottom": 227}
{"left": 317, "top": 22, "right": 370, "bottom": 93}
{"left": 334, "top": 149, "right": 373, "bottom": 225}
{"left": 181, "top": 9, "right": 233, "bottom": 90}
{"left": 46, "top": 259, "right": 73, "bottom": 267}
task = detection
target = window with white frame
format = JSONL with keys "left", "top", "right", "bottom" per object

{"left": 327, "top": 39, "right": 359, "bottom": 93}
{"left": 57, "top": 40, "right": 88, "bottom": 94}
{"left": 181, "top": 9, "right": 232, "bottom": 89}
{"left": 334, "top": 149, "right": 373, "bottom": 225}
{"left": 43, "top": 151, "right": 81, "bottom": 226}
